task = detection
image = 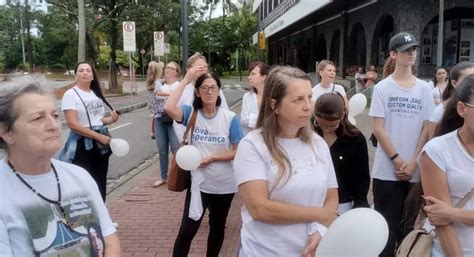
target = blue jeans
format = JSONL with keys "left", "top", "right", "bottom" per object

{"left": 155, "top": 116, "right": 180, "bottom": 180}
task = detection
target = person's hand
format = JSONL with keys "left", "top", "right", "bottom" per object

{"left": 392, "top": 156, "right": 404, "bottom": 171}
{"left": 110, "top": 110, "right": 120, "bottom": 123}
{"left": 400, "top": 160, "right": 417, "bottom": 176}
{"left": 97, "top": 134, "right": 111, "bottom": 145}
{"left": 395, "top": 170, "right": 412, "bottom": 181}
{"left": 319, "top": 208, "right": 338, "bottom": 227}
{"left": 423, "top": 196, "right": 456, "bottom": 226}
{"left": 301, "top": 232, "right": 322, "bottom": 257}
{"left": 184, "top": 65, "right": 208, "bottom": 82}
{"left": 200, "top": 155, "right": 215, "bottom": 167}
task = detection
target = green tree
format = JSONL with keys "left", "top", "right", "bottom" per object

{"left": 228, "top": 5, "right": 257, "bottom": 74}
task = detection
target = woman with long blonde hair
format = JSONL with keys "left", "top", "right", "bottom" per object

{"left": 147, "top": 61, "right": 180, "bottom": 187}
{"left": 234, "top": 66, "right": 338, "bottom": 257}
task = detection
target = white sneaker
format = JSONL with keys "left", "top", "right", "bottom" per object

{"left": 112, "top": 222, "right": 119, "bottom": 229}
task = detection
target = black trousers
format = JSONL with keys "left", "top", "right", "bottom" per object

{"left": 373, "top": 179, "right": 417, "bottom": 257}
{"left": 72, "top": 138, "right": 111, "bottom": 202}
{"left": 173, "top": 190, "right": 234, "bottom": 257}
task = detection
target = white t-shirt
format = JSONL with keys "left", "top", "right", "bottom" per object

{"left": 420, "top": 130, "right": 474, "bottom": 257}
{"left": 182, "top": 105, "right": 243, "bottom": 194}
{"left": 174, "top": 83, "right": 230, "bottom": 141}
{"left": 429, "top": 103, "right": 445, "bottom": 123}
{"left": 61, "top": 86, "right": 105, "bottom": 127}
{"left": 432, "top": 86, "right": 445, "bottom": 104}
{"left": 369, "top": 75, "right": 435, "bottom": 182}
{"left": 234, "top": 129, "right": 338, "bottom": 257}
{"left": 240, "top": 91, "right": 259, "bottom": 135}
{"left": 156, "top": 80, "right": 179, "bottom": 99}
{"left": 0, "top": 159, "right": 115, "bottom": 256}
{"left": 311, "top": 83, "right": 346, "bottom": 102}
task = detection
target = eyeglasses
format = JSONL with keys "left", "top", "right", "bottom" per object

{"left": 166, "top": 66, "right": 177, "bottom": 71}
{"left": 464, "top": 102, "right": 474, "bottom": 108}
{"left": 199, "top": 86, "right": 219, "bottom": 92}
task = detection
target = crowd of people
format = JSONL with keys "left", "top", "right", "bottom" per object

{"left": 1, "top": 31, "right": 473, "bottom": 257}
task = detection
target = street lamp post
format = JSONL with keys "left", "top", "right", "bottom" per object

{"left": 181, "top": 0, "right": 189, "bottom": 74}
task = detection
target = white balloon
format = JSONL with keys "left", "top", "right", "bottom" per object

{"left": 349, "top": 93, "right": 367, "bottom": 117}
{"left": 176, "top": 145, "right": 202, "bottom": 170}
{"left": 316, "top": 208, "right": 389, "bottom": 257}
{"left": 348, "top": 116, "right": 357, "bottom": 126}
{"left": 110, "top": 138, "right": 130, "bottom": 157}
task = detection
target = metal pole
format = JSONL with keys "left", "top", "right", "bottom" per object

{"left": 436, "top": 0, "right": 444, "bottom": 67}
{"left": 141, "top": 53, "right": 144, "bottom": 76}
{"left": 19, "top": 4, "right": 26, "bottom": 66}
{"left": 129, "top": 52, "right": 132, "bottom": 96}
{"left": 181, "top": 0, "right": 189, "bottom": 73}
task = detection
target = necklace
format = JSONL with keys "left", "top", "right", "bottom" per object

{"left": 7, "top": 161, "right": 74, "bottom": 229}
{"left": 457, "top": 129, "right": 473, "bottom": 157}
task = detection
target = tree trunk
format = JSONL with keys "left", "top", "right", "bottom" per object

{"left": 77, "top": 0, "right": 86, "bottom": 62}
{"left": 109, "top": 19, "right": 120, "bottom": 93}
{"left": 23, "top": 1, "right": 34, "bottom": 69}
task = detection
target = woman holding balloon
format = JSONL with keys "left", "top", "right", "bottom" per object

{"left": 164, "top": 68, "right": 244, "bottom": 257}
{"left": 234, "top": 66, "right": 338, "bottom": 257}
{"left": 313, "top": 93, "right": 370, "bottom": 214}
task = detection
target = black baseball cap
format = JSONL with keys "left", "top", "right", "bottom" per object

{"left": 389, "top": 32, "right": 420, "bottom": 52}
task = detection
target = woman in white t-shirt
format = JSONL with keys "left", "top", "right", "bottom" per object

{"left": 431, "top": 67, "right": 448, "bottom": 106}
{"left": 241, "top": 61, "right": 269, "bottom": 135}
{"left": 428, "top": 62, "right": 474, "bottom": 139}
{"left": 312, "top": 60, "right": 348, "bottom": 106}
{"left": 234, "top": 66, "right": 338, "bottom": 257}
{"left": 419, "top": 74, "right": 474, "bottom": 257}
{"left": 0, "top": 82, "right": 121, "bottom": 256}
{"left": 60, "top": 62, "right": 120, "bottom": 201}
{"left": 165, "top": 70, "right": 244, "bottom": 257}
{"left": 147, "top": 61, "right": 181, "bottom": 187}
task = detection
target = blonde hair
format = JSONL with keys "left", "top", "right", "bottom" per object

{"left": 166, "top": 61, "right": 181, "bottom": 78}
{"left": 186, "top": 52, "right": 207, "bottom": 70}
{"left": 257, "top": 66, "right": 315, "bottom": 189}
{"left": 147, "top": 61, "right": 164, "bottom": 92}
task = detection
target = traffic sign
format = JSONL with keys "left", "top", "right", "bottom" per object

{"left": 164, "top": 43, "right": 171, "bottom": 54}
{"left": 154, "top": 31, "right": 165, "bottom": 56}
{"left": 123, "top": 22, "right": 136, "bottom": 52}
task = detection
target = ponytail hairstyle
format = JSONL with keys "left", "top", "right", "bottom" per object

{"left": 436, "top": 73, "right": 474, "bottom": 136}
{"left": 313, "top": 92, "right": 358, "bottom": 137}
{"left": 147, "top": 61, "right": 164, "bottom": 92}
{"left": 442, "top": 61, "right": 474, "bottom": 101}
{"left": 74, "top": 62, "right": 119, "bottom": 114}
{"left": 382, "top": 56, "right": 396, "bottom": 78}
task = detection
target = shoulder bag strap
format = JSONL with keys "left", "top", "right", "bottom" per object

{"left": 73, "top": 88, "right": 93, "bottom": 128}
{"left": 331, "top": 83, "right": 335, "bottom": 93}
{"left": 182, "top": 109, "right": 198, "bottom": 144}
{"left": 455, "top": 188, "right": 474, "bottom": 208}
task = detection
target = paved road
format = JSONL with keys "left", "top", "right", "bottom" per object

{"left": 58, "top": 77, "right": 248, "bottom": 181}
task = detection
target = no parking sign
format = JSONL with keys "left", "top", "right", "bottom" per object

{"left": 154, "top": 31, "right": 164, "bottom": 56}
{"left": 123, "top": 22, "right": 136, "bottom": 52}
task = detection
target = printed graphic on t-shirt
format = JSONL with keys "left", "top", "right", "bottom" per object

{"left": 84, "top": 99, "right": 105, "bottom": 118}
{"left": 192, "top": 126, "right": 227, "bottom": 145}
{"left": 387, "top": 96, "right": 423, "bottom": 119}
{"left": 22, "top": 194, "right": 106, "bottom": 257}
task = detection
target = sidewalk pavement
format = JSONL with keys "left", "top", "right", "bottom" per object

{"left": 104, "top": 99, "right": 376, "bottom": 257}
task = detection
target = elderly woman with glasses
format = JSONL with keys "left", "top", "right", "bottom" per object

{"left": 313, "top": 92, "right": 370, "bottom": 214}
{"left": 164, "top": 67, "right": 244, "bottom": 257}
{"left": 0, "top": 82, "right": 121, "bottom": 256}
